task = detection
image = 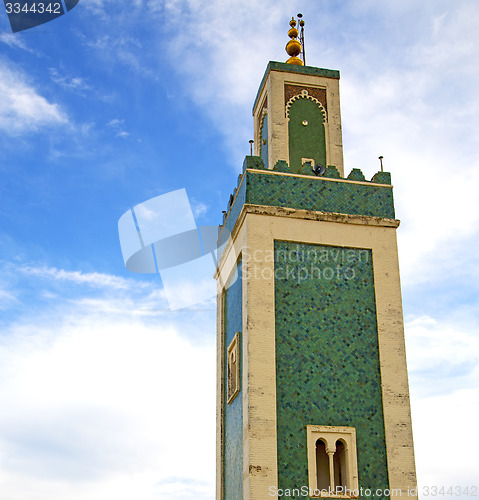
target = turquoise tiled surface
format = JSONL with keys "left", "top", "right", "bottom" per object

{"left": 323, "top": 165, "right": 341, "bottom": 179}
{"left": 222, "top": 171, "right": 247, "bottom": 237}
{"left": 274, "top": 242, "right": 389, "bottom": 499}
{"left": 223, "top": 260, "right": 243, "bottom": 500}
{"left": 348, "top": 168, "right": 367, "bottom": 182}
{"left": 246, "top": 170, "right": 394, "bottom": 217}
{"left": 242, "top": 155, "right": 266, "bottom": 172}
{"left": 371, "top": 171, "right": 391, "bottom": 184}
{"left": 288, "top": 97, "right": 326, "bottom": 172}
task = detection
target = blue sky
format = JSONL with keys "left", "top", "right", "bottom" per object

{"left": 0, "top": 0, "right": 478, "bottom": 498}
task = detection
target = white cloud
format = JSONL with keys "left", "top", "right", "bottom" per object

{"left": 49, "top": 67, "right": 92, "bottom": 93}
{"left": 0, "top": 60, "right": 68, "bottom": 134}
{"left": 72, "top": 291, "right": 171, "bottom": 317}
{"left": 406, "top": 315, "right": 479, "bottom": 397}
{"left": 335, "top": 3, "right": 479, "bottom": 287}
{"left": 412, "top": 389, "right": 479, "bottom": 487}
{"left": 0, "top": 287, "right": 16, "bottom": 309}
{"left": 107, "top": 118, "right": 124, "bottom": 127}
{"left": 79, "top": 0, "right": 109, "bottom": 18}
{"left": 19, "top": 265, "right": 142, "bottom": 290}
{"left": 193, "top": 201, "right": 208, "bottom": 218}
{"left": 82, "top": 33, "right": 156, "bottom": 79}
{"left": 161, "top": 270, "right": 216, "bottom": 311}
{"left": 0, "top": 294, "right": 216, "bottom": 500}
{"left": 5, "top": 257, "right": 216, "bottom": 319}
{"left": 0, "top": 254, "right": 215, "bottom": 498}
{"left": 107, "top": 118, "right": 130, "bottom": 138}
{"left": 406, "top": 314, "right": 479, "bottom": 486}
{"left": 0, "top": 33, "right": 35, "bottom": 53}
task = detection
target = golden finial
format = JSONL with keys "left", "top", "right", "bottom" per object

{"left": 285, "top": 16, "right": 303, "bottom": 65}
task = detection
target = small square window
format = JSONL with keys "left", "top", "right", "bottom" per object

{"left": 307, "top": 425, "right": 359, "bottom": 498}
{"left": 227, "top": 333, "right": 240, "bottom": 404}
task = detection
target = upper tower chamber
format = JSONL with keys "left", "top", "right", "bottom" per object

{"left": 253, "top": 61, "right": 344, "bottom": 176}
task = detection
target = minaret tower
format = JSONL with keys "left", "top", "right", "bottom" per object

{"left": 215, "top": 17, "right": 417, "bottom": 500}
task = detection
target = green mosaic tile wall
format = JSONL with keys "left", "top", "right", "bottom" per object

{"left": 223, "top": 260, "right": 243, "bottom": 500}
{"left": 288, "top": 98, "right": 326, "bottom": 172}
{"left": 274, "top": 242, "right": 389, "bottom": 499}
{"left": 245, "top": 171, "right": 395, "bottom": 217}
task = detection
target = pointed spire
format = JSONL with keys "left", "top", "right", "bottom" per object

{"left": 285, "top": 17, "right": 303, "bottom": 65}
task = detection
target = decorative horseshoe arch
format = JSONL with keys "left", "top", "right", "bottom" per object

{"left": 285, "top": 89, "right": 328, "bottom": 123}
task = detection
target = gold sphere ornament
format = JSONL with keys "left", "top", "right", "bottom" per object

{"left": 288, "top": 27, "right": 299, "bottom": 38}
{"left": 285, "top": 16, "right": 303, "bottom": 66}
{"left": 286, "top": 39, "right": 301, "bottom": 57}
{"left": 286, "top": 56, "right": 304, "bottom": 65}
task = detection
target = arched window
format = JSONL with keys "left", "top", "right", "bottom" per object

{"left": 307, "top": 425, "right": 358, "bottom": 497}
{"left": 316, "top": 439, "right": 330, "bottom": 490}
{"left": 333, "top": 439, "right": 348, "bottom": 490}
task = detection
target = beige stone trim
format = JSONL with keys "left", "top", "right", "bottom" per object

{"left": 243, "top": 215, "right": 279, "bottom": 500}
{"left": 217, "top": 203, "right": 399, "bottom": 261}
{"left": 238, "top": 204, "right": 400, "bottom": 230}
{"left": 371, "top": 229, "right": 418, "bottom": 496}
{"left": 324, "top": 121, "right": 331, "bottom": 167}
